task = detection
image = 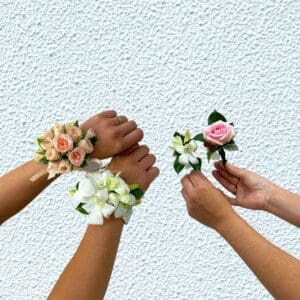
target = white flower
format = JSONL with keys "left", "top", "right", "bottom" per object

{"left": 169, "top": 131, "right": 199, "bottom": 166}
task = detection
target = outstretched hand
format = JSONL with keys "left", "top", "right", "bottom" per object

{"left": 212, "top": 161, "right": 273, "bottom": 210}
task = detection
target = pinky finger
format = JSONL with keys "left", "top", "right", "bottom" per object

{"left": 147, "top": 166, "right": 160, "bottom": 182}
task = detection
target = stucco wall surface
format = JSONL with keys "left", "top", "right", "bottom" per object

{"left": 0, "top": 1, "right": 299, "bottom": 299}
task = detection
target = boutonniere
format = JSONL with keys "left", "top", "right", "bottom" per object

{"left": 169, "top": 130, "right": 203, "bottom": 174}
{"left": 169, "top": 110, "right": 238, "bottom": 174}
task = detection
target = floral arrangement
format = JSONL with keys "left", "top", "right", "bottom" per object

{"left": 69, "top": 170, "right": 144, "bottom": 225}
{"left": 33, "top": 121, "right": 97, "bottom": 180}
{"left": 169, "top": 110, "right": 238, "bottom": 173}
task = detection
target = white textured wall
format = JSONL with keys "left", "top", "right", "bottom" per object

{"left": 0, "top": 1, "right": 299, "bottom": 299}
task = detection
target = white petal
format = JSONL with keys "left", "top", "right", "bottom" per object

{"left": 123, "top": 208, "right": 133, "bottom": 224}
{"left": 114, "top": 204, "right": 128, "bottom": 218}
{"left": 108, "top": 193, "right": 120, "bottom": 206}
{"left": 188, "top": 153, "right": 199, "bottom": 165}
{"left": 127, "top": 194, "right": 136, "bottom": 206}
{"left": 73, "top": 191, "right": 86, "bottom": 203}
{"left": 102, "top": 203, "right": 115, "bottom": 218}
{"left": 115, "top": 182, "right": 130, "bottom": 195}
{"left": 178, "top": 153, "right": 189, "bottom": 166}
{"left": 175, "top": 145, "right": 185, "bottom": 154}
{"left": 87, "top": 210, "right": 103, "bottom": 225}
{"left": 95, "top": 188, "right": 109, "bottom": 201}
{"left": 84, "top": 202, "right": 96, "bottom": 213}
{"left": 78, "top": 178, "right": 96, "bottom": 197}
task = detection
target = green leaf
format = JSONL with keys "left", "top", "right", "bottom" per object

{"left": 129, "top": 183, "right": 140, "bottom": 191}
{"left": 36, "top": 148, "right": 46, "bottom": 155}
{"left": 76, "top": 203, "right": 89, "bottom": 215}
{"left": 207, "top": 150, "right": 215, "bottom": 162}
{"left": 38, "top": 156, "right": 49, "bottom": 164}
{"left": 229, "top": 122, "right": 234, "bottom": 126}
{"left": 135, "top": 198, "right": 142, "bottom": 206}
{"left": 208, "top": 110, "right": 227, "bottom": 125}
{"left": 191, "top": 158, "right": 202, "bottom": 171}
{"left": 37, "top": 136, "right": 45, "bottom": 145}
{"left": 80, "top": 157, "right": 88, "bottom": 168}
{"left": 219, "top": 148, "right": 227, "bottom": 165}
{"left": 69, "top": 189, "right": 77, "bottom": 196}
{"left": 74, "top": 120, "right": 79, "bottom": 127}
{"left": 193, "top": 133, "right": 204, "bottom": 142}
{"left": 76, "top": 182, "right": 79, "bottom": 190}
{"left": 223, "top": 143, "right": 239, "bottom": 151}
{"left": 174, "top": 156, "right": 185, "bottom": 174}
{"left": 131, "top": 187, "right": 144, "bottom": 199}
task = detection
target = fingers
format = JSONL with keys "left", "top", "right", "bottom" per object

{"left": 212, "top": 170, "right": 237, "bottom": 195}
{"left": 217, "top": 188, "right": 237, "bottom": 206}
{"left": 132, "top": 145, "right": 149, "bottom": 161}
{"left": 181, "top": 188, "right": 189, "bottom": 202}
{"left": 215, "top": 161, "right": 245, "bottom": 179}
{"left": 119, "top": 120, "right": 137, "bottom": 136}
{"left": 140, "top": 154, "right": 156, "bottom": 170}
{"left": 181, "top": 175, "right": 194, "bottom": 191}
{"left": 147, "top": 166, "right": 160, "bottom": 182}
{"left": 188, "top": 170, "right": 210, "bottom": 186}
{"left": 123, "top": 128, "right": 144, "bottom": 149}
{"left": 109, "top": 115, "right": 128, "bottom": 125}
{"left": 98, "top": 110, "right": 117, "bottom": 118}
{"left": 215, "top": 166, "right": 239, "bottom": 185}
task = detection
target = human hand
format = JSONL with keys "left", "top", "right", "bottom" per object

{"left": 81, "top": 110, "right": 143, "bottom": 159}
{"left": 181, "top": 170, "right": 236, "bottom": 230}
{"left": 212, "top": 161, "right": 274, "bottom": 210}
{"left": 108, "top": 145, "right": 159, "bottom": 191}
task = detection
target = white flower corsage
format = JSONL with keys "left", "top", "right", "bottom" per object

{"left": 169, "top": 130, "right": 202, "bottom": 174}
{"left": 31, "top": 121, "right": 97, "bottom": 181}
{"left": 69, "top": 170, "right": 144, "bottom": 225}
{"left": 170, "top": 110, "right": 238, "bottom": 173}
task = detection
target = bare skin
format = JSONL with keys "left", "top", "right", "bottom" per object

{"left": 212, "top": 161, "right": 300, "bottom": 227}
{"left": 0, "top": 110, "right": 143, "bottom": 224}
{"left": 181, "top": 170, "right": 300, "bottom": 299}
{"left": 48, "top": 145, "right": 159, "bottom": 300}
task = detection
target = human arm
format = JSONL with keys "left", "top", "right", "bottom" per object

{"left": 212, "top": 161, "right": 300, "bottom": 226}
{"left": 181, "top": 170, "right": 300, "bottom": 299}
{"left": 0, "top": 110, "right": 142, "bottom": 224}
{"left": 48, "top": 145, "right": 159, "bottom": 300}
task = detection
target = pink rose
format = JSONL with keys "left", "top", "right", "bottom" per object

{"left": 58, "top": 160, "right": 71, "bottom": 174}
{"left": 68, "top": 147, "right": 86, "bottom": 167}
{"left": 45, "top": 148, "right": 60, "bottom": 161}
{"left": 78, "top": 139, "right": 94, "bottom": 154}
{"left": 47, "top": 161, "right": 59, "bottom": 174}
{"left": 85, "top": 128, "right": 96, "bottom": 139}
{"left": 53, "top": 134, "right": 73, "bottom": 153}
{"left": 203, "top": 121, "right": 235, "bottom": 146}
{"left": 67, "top": 126, "right": 82, "bottom": 143}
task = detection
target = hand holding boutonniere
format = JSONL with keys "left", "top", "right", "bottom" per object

{"left": 169, "top": 110, "right": 238, "bottom": 174}
{"left": 169, "top": 130, "right": 202, "bottom": 174}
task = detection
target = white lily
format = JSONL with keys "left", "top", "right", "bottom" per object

{"left": 169, "top": 131, "right": 199, "bottom": 166}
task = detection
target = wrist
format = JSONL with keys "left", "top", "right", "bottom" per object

{"left": 215, "top": 212, "right": 241, "bottom": 236}
{"left": 264, "top": 183, "right": 287, "bottom": 213}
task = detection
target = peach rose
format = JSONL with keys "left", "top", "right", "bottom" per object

{"left": 42, "top": 129, "right": 54, "bottom": 141}
{"left": 58, "top": 160, "right": 71, "bottom": 174}
{"left": 53, "top": 134, "right": 73, "bottom": 153}
{"left": 68, "top": 147, "right": 86, "bottom": 167}
{"left": 85, "top": 128, "right": 96, "bottom": 139}
{"left": 78, "top": 139, "right": 94, "bottom": 154}
{"left": 53, "top": 123, "right": 65, "bottom": 135}
{"left": 45, "top": 148, "right": 60, "bottom": 161}
{"left": 47, "top": 161, "right": 59, "bottom": 174}
{"left": 67, "top": 126, "right": 82, "bottom": 143}
{"left": 40, "top": 140, "right": 53, "bottom": 150}
{"left": 203, "top": 121, "right": 235, "bottom": 146}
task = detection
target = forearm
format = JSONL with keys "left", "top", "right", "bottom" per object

{"left": 265, "top": 185, "right": 300, "bottom": 227}
{"left": 49, "top": 218, "right": 123, "bottom": 300}
{"left": 0, "top": 160, "right": 57, "bottom": 224}
{"left": 216, "top": 214, "right": 300, "bottom": 299}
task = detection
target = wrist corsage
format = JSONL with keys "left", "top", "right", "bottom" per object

{"left": 69, "top": 169, "right": 144, "bottom": 225}
{"left": 170, "top": 110, "right": 238, "bottom": 174}
{"left": 31, "top": 121, "right": 97, "bottom": 181}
